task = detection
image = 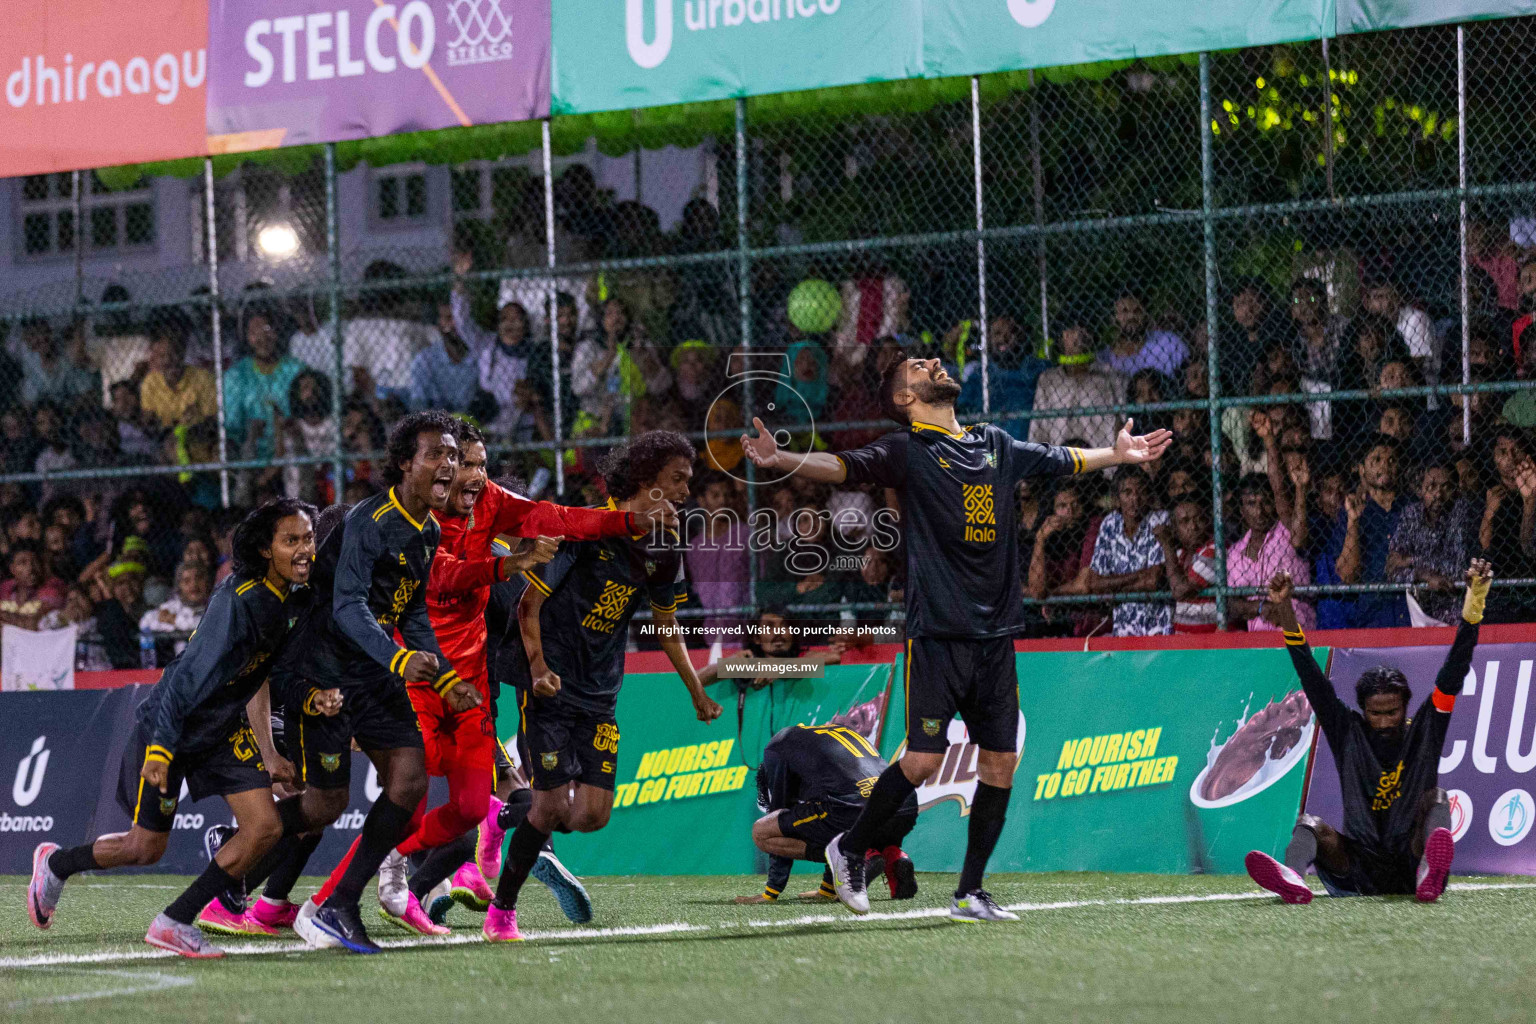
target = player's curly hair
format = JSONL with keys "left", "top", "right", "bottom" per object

{"left": 454, "top": 419, "right": 485, "bottom": 447}
{"left": 599, "top": 431, "right": 696, "bottom": 500}
{"left": 1355, "top": 666, "right": 1412, "bottom": 710}
{"left": 232, "top": 498, "right": 318, "bottom": 578}
{"left": 384, "top": 411, "right": 460, "bottom": 486}
{"left": 879, "top": 352, "right": 911, "bottom": 424}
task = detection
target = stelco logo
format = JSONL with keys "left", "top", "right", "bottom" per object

{"left": 240, "top": 0, "right": 518, "bottom": 89}
{"left": 626, "top": 0, "right": 844, "bottom": 70}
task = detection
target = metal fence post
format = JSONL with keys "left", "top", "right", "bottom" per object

{"left": 1200, "top": 53, "right": 1228, "bottom": 629}
{"left": 325, "top": 143, "right": 345, "bottom": 495}
{"left": 1028, "top": 70, "right": 1049, "bottom": 351}
{"left": 736, "top": 97, "right": 757, "bottom": 612}
{"left": 971, "top": 76, "right": 990, "bottom": 413}
{"left": 204, "top": 158, "right": 230, "bottom": 508}
{"left": 1459, "top": 25, "right": 1471, "bottom": 446}
{"left": 543, "top": 119, "right": 564, "bottom": 496}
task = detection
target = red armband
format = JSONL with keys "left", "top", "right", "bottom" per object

{"left": 1431, "top": 688, "right": 1456, "bottom": 713}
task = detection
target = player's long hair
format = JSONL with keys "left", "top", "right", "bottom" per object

{"left": 1355, "top": 666, "right": 1412, "bottom": 710}
{"left": 384, "top": 410, "right": 460, "bottom": 486}
{"left": 232, "top": 497, "right": 319, "bottom": 578}
{"left": 314, "top": 503, "right": 353, "bottom": 547}
{"left": 599, "top": 431, "right": 696, "bottom": 500}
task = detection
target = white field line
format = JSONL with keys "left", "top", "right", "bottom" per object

{"left": 6, "top": 968, "right": 195, "bottom": 1008}
{"left": 3, "top": 882, "right": 1532, "bottom": 971}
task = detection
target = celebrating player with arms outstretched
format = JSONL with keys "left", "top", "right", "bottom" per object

{"left": 484, "top": 431, "right": 723, "bottom": 942}
{"left": 742, "top": 356, "right": 1170, "bottom": 921}
{"left": 27, "top": 499, "right": 317, "bottom": 958}
{"left": 1244, "top": 559, "right": 1493, "bottom": 904}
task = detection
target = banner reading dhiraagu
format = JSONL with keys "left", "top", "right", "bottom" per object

{"left": 1, "top": 0, "right": 208, "bottom": 177}
{"left": 1305, "top": 641, "right": 1536, "bottom": 875}
{"left": 206, "top": 0, "right": 549, "bottom": 152}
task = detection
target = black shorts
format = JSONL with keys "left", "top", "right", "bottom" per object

{"left": 115, "top": 720, "right": 269, "bottom": 833}
{"left": 1316, "top": 834, "right": 1417, "bottom": 897}
{"left": 904, "top": 635, "right": 1019, "bottom": 754}
{"left": 521, "top": 694, "right": 619, "bottom": 791}
{"left": 271, "top": 663, "right": 423, "bottom": 791}
{"left": 777, "top": 795, "right": 917, "bottom": 857}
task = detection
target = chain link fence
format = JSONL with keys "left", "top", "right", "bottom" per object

{"left": 3, "top": 21, "right": 1536, "bottom": 658}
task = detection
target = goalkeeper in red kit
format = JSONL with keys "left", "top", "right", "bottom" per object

{"left": 307, "top": 422, "right": 675, "bottom": 937}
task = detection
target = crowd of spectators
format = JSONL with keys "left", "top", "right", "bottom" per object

{"left": 3, "top": 189, "right": 1536, "bottom": 670}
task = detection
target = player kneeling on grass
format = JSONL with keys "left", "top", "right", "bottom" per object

{"left": 734, "top": 723, "right": 918, "bottom": 905}
{"left": 27, "top": 499, "right": 319, "bottom": 958}
{"left": 1245, "top": 560, "right": 1492, "bottom": 904}
{"left": 484, "top": 432, "right": 724, "bottom": 942}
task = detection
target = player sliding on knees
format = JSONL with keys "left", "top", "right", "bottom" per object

{"left": 735, "top": 722, "right": 919, "bottom": 906}
{"left": 742, "top": 355, "right": 1171, "bottom": 922}
{"left": 26, "top": 498, "right": 319, "bottom": 958}
{"left": 1244, "top": 559, "right": 1492, "bottom": 904}
{"left": 484, "top": 431, "right": 723, "bottom": 942}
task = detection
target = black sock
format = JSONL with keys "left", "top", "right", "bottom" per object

{"left": 1424, "top": 799, "right": 1452, "bottom": 837}
{"left": 165, "top": 861, "right": 240, "bottom": 925}
{"left": 408, "top": 833, "right": 477, "bottom": 902}
{"left": 276, "top": 796, "right": 308, "bottom": 837}
{"left": 1285, "top": 824, "right": 1318, "bottom": 875}
{"left": 955, "top": 782, "right": 1011, "bottom": 897}
{"left": 842, "top": 765, "right": 917, "bottom": 857}
{"left": 496, "top": 788, "right": 533, "bottom": 832}
{"left": 330, "top": 796, "right": 415, "bottom": 910}
{"left": 260, "top": 832, "right": 323, "bottom": 903}
{"left": 492, "top": 822, "right": 550, "bottom": 911}
{"left": 49, "top": 843, "right": 102, "bottom": 880}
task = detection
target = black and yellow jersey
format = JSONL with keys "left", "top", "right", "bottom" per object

{"left": 835, "top": 422, "right": 1079, "bottom": 638}
{"left": 520, "top": 502, "right": 686, "bottom": 713}
{"left": 757, "top": 723, "right": 888, "bottom": 812}
{"left": 136, "top": 572, "right": 310, "bottom": 761}
{"left": 291, "top": 489, "right": 461, "bottom": 698}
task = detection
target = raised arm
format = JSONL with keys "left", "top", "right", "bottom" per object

{"left": 1261, "top": 570, "right": 1351, "bottom": 742}
{"left": 742, "top": 418, "right": 849, "bottom": 483}
{"left": 1428, "top": 559, "right": 1493, "bottom": 708}
{"left": 1071, "top": 418, "right": 1173, "bottom": 474}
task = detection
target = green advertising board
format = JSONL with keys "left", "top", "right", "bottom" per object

{"left": 551, "top": 0, "right": 923, "bottom": 114}
{"left": 1337, "top": 0, "right": 1536, "bottom": 34}
{"left": 499, "top": 648, "right": 1325, "bottom": 877}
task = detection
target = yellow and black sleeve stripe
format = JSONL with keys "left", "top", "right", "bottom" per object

{"left": 432, "top": 669, "right": 466, "bottom": 698}
{"left": 144, "top": 744, "right": 173, "bottom": 765}
{"left": 522, "top": 570, "right": 553, "bottom": 597}
{"left": 389, "top": 648, "right": 416, "bottom": 676}
{"left": 1282, "top": 628, "right": 1307, "bottom": 647}
{"left": 1067, "top": 447, "right": 1086, "bottom": 474}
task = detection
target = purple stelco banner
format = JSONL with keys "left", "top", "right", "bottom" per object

{"left": 206, "top": 0, "right": 549, "bottom": 151}
{"left": 1304, "top": 641, "right": 1536, "bottom": 875}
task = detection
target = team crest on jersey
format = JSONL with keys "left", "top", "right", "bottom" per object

{"left": 159, "top": 796, "right": 176, "bottom": 814}
{"left": 320, "top": 753, "right": 342, "bottom": 773}
{"left": 644, "top": 559, "right": 657, "bottom": 576}
{"left": 985, "top": 452, "right": 997, "bottom": 468}
{"left": 541, "top": 752, "right": 559, "bottom": 770}
{"left": 922, "top": 718, "right": 943, "bottom": 737}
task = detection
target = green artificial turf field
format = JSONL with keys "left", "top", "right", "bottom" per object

{"left": 4, "top": 872, "right": 1536, "bottom": 1023}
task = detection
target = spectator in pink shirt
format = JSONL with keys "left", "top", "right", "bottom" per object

{"left": 0, "top": 542, "right": 67, "bottom": 631}
{"left": 1226, "top": 474, "right": 1316, "bottom": 632}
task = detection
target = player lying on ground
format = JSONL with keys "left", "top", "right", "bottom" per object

{"left": 250, "top": 412, "right": 481, "bottom": 954}
{"left": 742, "top": 355, "right": 1170, "bottom": 922}
{"left": 734, "top": 722, "right": 918, "bottom": 905}
{"left": 27, "top": 498, "right": 319, "bottom": 958}
{"left": 484, "top": 431, "right": 724, "bottom": 942}
{"left": 316, "top": 422, "right": 668, "bottom": 937}
{"left": 1245, "top": 559, "right": 1492, "bottom": 904}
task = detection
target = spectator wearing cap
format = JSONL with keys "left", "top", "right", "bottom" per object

{"left": 90, "top": 558, "right": 148, "bottom": 669}
{"left": 1030, "top": 324, "right": 1125, "bottom": 450}
{"left": 672, "top": 340, "right": 720, "bottom": 407}
{"left": 0, "top": 541, "right": 66, "bottom": 631}
{"left": 1096, "top": 291, "right": 1188, "bottom": 380}
{"left": 224, "top": 310, "right": 305, "bottom": 462}
{"left": 139, "top": 560, "right": 212, "bottom": 659}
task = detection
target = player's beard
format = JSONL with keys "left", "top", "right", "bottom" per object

{"left": 912, "top": 376, "right": 962, "bottom": 407}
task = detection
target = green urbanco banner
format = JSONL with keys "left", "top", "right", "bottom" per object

{"left": 499, "top": 663, "right": 893, "bottom": 875}
{"left": 923, "top": 0, "right": 1330, "bottom": 80}
{"left": 881, "top": 648, "right": 1327, "bottom": 875}
{"left": 550, "top": 0, "right": 922, "bottom": 114}
{"left": 1336, "top": 0, "right": 1536, "bottom": 33}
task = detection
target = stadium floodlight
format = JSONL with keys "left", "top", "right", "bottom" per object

{"left": 256, "top": 223, "right": 300, "bottom": 260}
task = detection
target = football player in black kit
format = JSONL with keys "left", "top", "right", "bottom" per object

{"left": 742, "top": 355, "right": 1171, "bottom": 921}
{"left": 26, "top": 498, "right": 317, "bottom": 958}
{"left": 484, "top": 432, "right": 724, "bottom": 942}
{"left": 735, "top": 722, "right": 919, "bottom": 905}
{"left": 1244, "top": 560, "right": 1492, "bottom": 904}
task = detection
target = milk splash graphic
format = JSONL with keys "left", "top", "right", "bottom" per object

{"left": 1189, "top": 690, "right": 1314, "bottom": 809}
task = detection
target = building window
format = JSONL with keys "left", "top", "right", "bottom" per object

{"left": 371, "top": 165, "right": 432, "bottom": 228}
{"left": 15, "top": 172, "right": 155, "bottom": 262}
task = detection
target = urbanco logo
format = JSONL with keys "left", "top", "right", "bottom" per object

{"left": 626, "top": 0, "right": 844, "bottom": 70}
{"left": 1006, "top": 0, "right": 1057, "bottom": 29}
{"left": 12, "top": 735, "right": 49, "bottom": 808}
